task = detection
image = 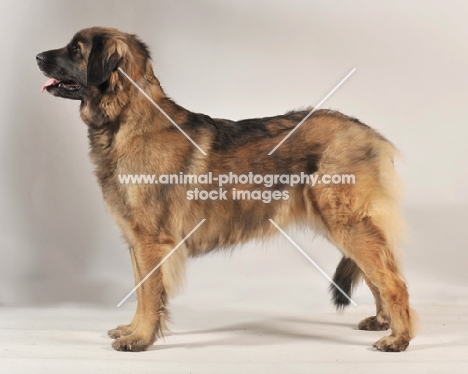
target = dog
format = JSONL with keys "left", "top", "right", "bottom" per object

{"left": 36, "top": 27, "right": 415, "bottom": 352}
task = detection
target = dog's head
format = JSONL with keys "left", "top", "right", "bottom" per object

{"left": 36, "top": 27, "right": 151, "bottom": 101}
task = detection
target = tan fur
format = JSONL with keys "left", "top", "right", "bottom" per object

{"left": 37, "top": 27, "right": 416, "bottom": 352}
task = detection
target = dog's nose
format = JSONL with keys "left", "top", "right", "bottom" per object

{"left": 36, "top": 53, "right": 45, "bottom": 62}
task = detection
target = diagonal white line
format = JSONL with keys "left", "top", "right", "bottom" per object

{"left": 118, "top": 67, "right": 207, "bottom": 156}
{"left": 117, "top": 219, "right": 206, "bottom": 307}
{"left": 269, "top": 219, "right": 357, "bottom": 306}
{"left": 268, "top": 68, "right": 356, "bottom": 155}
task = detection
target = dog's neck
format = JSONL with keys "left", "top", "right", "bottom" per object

{"left": 80, "top": 66, "right": 166, "bottom": 128}
{"left": 83, "top": 66, "right": 188, "bottom": 176}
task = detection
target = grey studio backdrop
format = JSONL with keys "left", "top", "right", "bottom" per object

{"left": 0, "top": 0, "right": 467, "bottom": 308}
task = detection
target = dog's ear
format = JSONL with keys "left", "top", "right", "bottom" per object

{"left": 87, "top": 36, "right": 121, "bottom": 87}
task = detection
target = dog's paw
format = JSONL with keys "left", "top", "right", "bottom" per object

{"left": 108, "top": 325, "right": 133, "bottom": 339}
{"left": 358, "top": 316, "right": 390, "bottom": 331}
{"left": 373, "top": 335, "right": 409, "bottom": 352}
{"left": 111, "top": 334, "right": 154, "bottom": 352}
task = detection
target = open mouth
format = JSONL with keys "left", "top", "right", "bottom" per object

{"left": 40, "top": 78, "right": 81, "bottom": 93}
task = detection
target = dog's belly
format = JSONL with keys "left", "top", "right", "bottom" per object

{"left": 184, "top": 186, "right": 308, "bottom": 255}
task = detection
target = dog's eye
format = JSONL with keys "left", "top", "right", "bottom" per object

{"left": 72, "top": 43, "right": 80, "bottom": 53}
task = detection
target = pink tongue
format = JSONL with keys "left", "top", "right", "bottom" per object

{"left": 40, "top": 78, "right": 60, "bottom": 93}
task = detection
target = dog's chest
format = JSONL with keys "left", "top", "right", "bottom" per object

{"left": 90, "top": 125, "right": 189, "bottom": 213}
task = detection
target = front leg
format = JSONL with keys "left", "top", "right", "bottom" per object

{"left": 108, "top": 246, "right": 143, "bottom": 339}
{"left": 111, "top": 233, "right": 186, "bottom": 352}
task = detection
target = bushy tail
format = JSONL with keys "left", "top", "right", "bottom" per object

{"left": 330, "top": 256, "right": 362, "bottom": 310}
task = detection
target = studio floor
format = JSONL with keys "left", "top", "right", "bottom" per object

{"left": 1, "top": 303, "right": 467, "bottom": 374}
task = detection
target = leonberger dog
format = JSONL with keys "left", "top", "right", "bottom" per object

{"left": 36, "top": 27, "right": 415, "bottom": 352}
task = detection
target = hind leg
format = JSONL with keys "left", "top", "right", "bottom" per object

{"left": 367, "top": 268, "right": 413, "bottom": 352}
{"left": 358, "top": 275, "right": 390, "bottom": 331}
{"left": 335, "top": 218, "right": 413, "bottom": 351}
